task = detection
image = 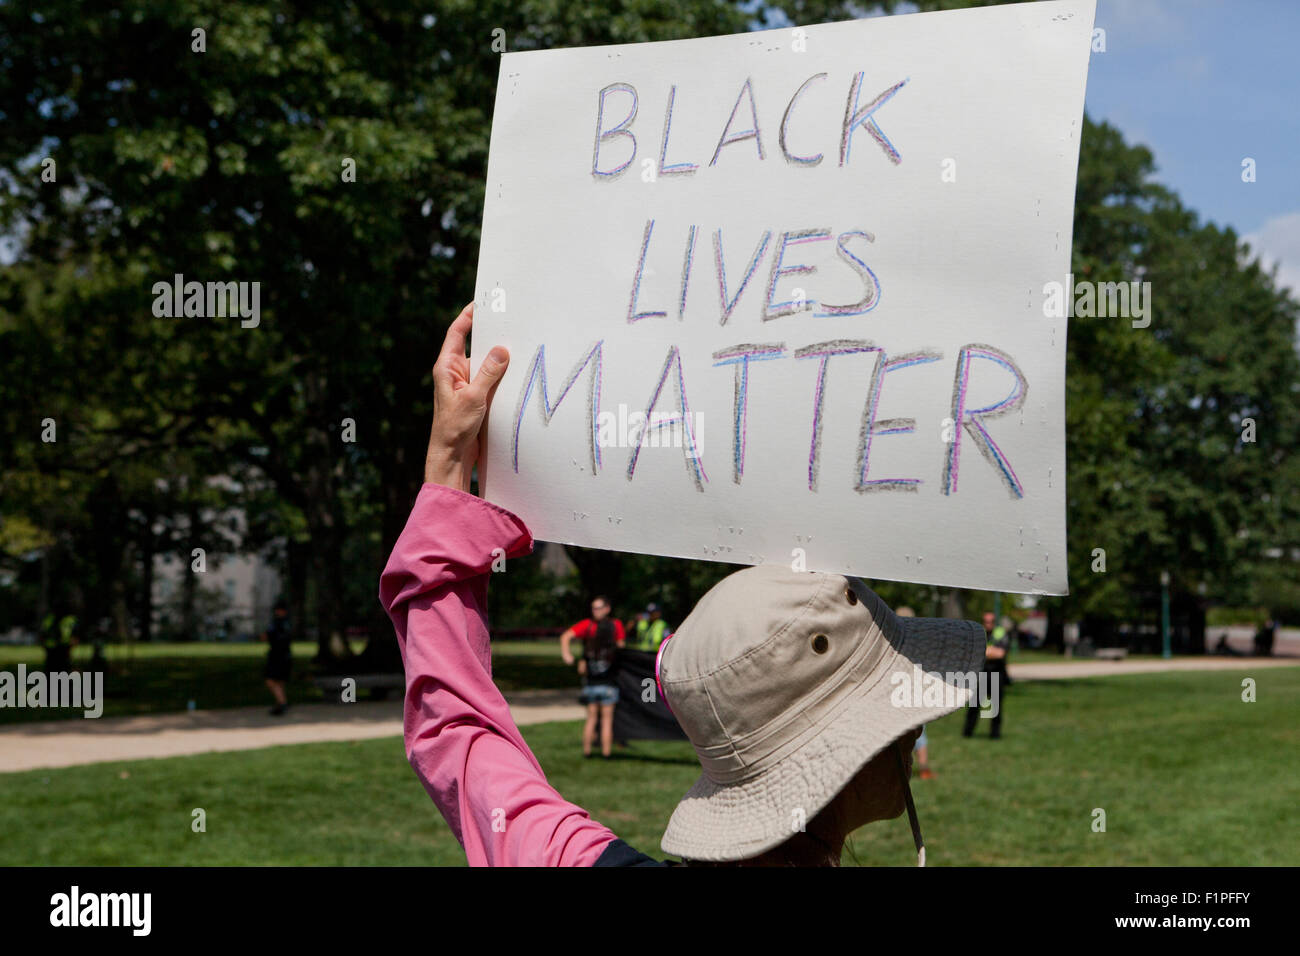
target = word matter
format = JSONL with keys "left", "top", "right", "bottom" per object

{"left": 510, "top": 339, "right": 1028, "bottom": 498}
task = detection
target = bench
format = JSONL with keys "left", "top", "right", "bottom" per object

{"left": 1095, "top": 648, "right": 1128, "bottom": 661}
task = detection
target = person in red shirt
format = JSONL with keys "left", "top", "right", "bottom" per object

{"left": 560, "top": 597, "right": 626, "bottom": 758}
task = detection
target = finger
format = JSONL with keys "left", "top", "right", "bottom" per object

{"left": 465, "top": 345, "right": 510, "bottom": 403}
{"left": 436, "top": 302, "right": 475, "bottom": 371}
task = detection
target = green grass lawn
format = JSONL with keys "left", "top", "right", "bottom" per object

{"left": 0, "top": 640, "right": 572, "bottom": 724}
{"left": 3, "top": 666, "right": 1297, "bottom": 865}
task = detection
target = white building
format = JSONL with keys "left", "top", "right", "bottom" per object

{"left": 149, "top": 475, "right": 282, "bottom": 641}
{"left": 152, "top": 549, "right": 280, "bottom": 641}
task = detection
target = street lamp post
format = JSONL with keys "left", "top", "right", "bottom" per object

{"left": 1160, "top": 570, "right": 1171, "bottom": 659}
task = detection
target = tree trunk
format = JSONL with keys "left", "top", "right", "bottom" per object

{"left": 112, "top": 540, "right": 132, "bottom": 643}
{"left": 137, "top": 521, "right": 155, "bottom": 643}
{"left": 181, "top": 501, "right": 200, "bottom": 640}
{"left": 1044, "top": 600, "right": 1066, "bottom": 654}
{"left": 306, "top": 504, "right": 352, "bottom": 667}
{"left": 355, "top": 457, "right": 419, "bottom": 673}
{"left": 940, "top": 588, "right": 965, "bottom": 620}
{"left": 287, "top": 537, "right": 309, "bottom": 645}
{"left": 302, "top": 459, "right": 353, "bottom": 667}
{"left": 37, "top": 545, "right": 50, "bottom": 631}
{"left": 565, "top": 546, "right": 624, "bottom": 605}
{"left": 300, "top": 364, "right": 353, "bottom": 667}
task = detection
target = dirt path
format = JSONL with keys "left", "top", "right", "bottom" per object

{"left": 0, "top": 689, "right": 580, "bottom": 773}
{"left": 1009, "top": 656, "right": 1296, "bottom": 680}
{"left": 1, "top": 661, "right": 1294, "bottom": 773}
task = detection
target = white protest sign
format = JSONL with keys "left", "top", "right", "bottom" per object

{"left": 472, "top": 0, "right": 1094, "bottom": 595}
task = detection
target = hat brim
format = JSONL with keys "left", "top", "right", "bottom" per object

{"left": 660, "top": 615, "right": 985, "bottom": 862}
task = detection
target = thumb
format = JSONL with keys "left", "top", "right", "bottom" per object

{"left": 468, "top": 345, "right": 510, "bottom": 399}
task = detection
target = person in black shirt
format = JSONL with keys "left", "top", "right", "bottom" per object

{"left": 262, "top": 602, "right": 292, "bottom": 716}
{"left": 1254, "top": 615, "right": 1277, "bottom": 657}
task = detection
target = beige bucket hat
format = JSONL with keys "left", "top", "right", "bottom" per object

{"left": 656, "top": 565, "right": 985, "bottom": 862}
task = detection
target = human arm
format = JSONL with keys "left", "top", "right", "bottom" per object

{"left": 380, "top": 486, "right": 618, "bottom": 866}
{"left": 379, "top": 304, "right": 620, "bottom": 867}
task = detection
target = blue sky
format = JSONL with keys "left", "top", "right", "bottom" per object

{"left": 832, "top": 0, "right": 1300, "bottom": 297}
{"left": 1081, "top": 0, "right": 1300, "bottom": 295}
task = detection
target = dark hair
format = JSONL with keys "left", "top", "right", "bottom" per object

{"left": 591, "top": 595, "right": 610, "bottom": 608}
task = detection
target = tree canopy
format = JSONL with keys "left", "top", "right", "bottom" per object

{"left": 2, "top": 0, "right": 1296, "bottom": 657}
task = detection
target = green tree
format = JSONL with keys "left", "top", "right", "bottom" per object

{"left": 2, "top": 0, "right": 1296, "bottom": 670}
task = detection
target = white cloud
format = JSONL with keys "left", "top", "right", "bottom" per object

{"left": 1243, "top": 211, "right": 1300, "bottom": 299}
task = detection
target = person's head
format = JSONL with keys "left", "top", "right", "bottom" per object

{"left": 982, "top": 611, "right": 995, "bottom": 633}
{"left": 590, "top": 595, "right": 611, "bottom": 621}
{"left": 680, "top": 729, "right": 923, "bottom": 867}
{"left": 646, "top": 602, "right": 662, "bottom": 620}
{"left": 273, "top": 602, "right": 288, "bottom": 619}
{"left": 655, "top": 566, "right": 985, "bottom": 866}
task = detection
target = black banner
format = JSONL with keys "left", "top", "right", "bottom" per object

{"left": 2, "top": 866, "right": 1290, "bottom": 941}
{"left": 613, "top": 648, "right": 687, "bottom": 742}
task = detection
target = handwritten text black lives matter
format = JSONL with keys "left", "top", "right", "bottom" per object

{"left": 509, "top": 72, "right": 1029, "bottom": 500}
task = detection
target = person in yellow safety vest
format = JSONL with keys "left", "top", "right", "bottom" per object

{"left": 962, "top": 612, "right": 1010, "bottom": 739}
{"left": 41, "top": 613, "right": 77, "bottom": 671}
{"left": 630, "top": 603, "right": 669, "bottom": 652}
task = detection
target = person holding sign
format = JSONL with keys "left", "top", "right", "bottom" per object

{"left": 380, "top": 304, "right": 986, "bottom": 866}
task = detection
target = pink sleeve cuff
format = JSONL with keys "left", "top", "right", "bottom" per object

{"left": 379, "top": 483, "right": 534, "bottom": 614}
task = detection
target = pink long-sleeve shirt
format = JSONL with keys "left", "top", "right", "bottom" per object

{"left": 379, "top": 482, "right": 623, "bottom": 866}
